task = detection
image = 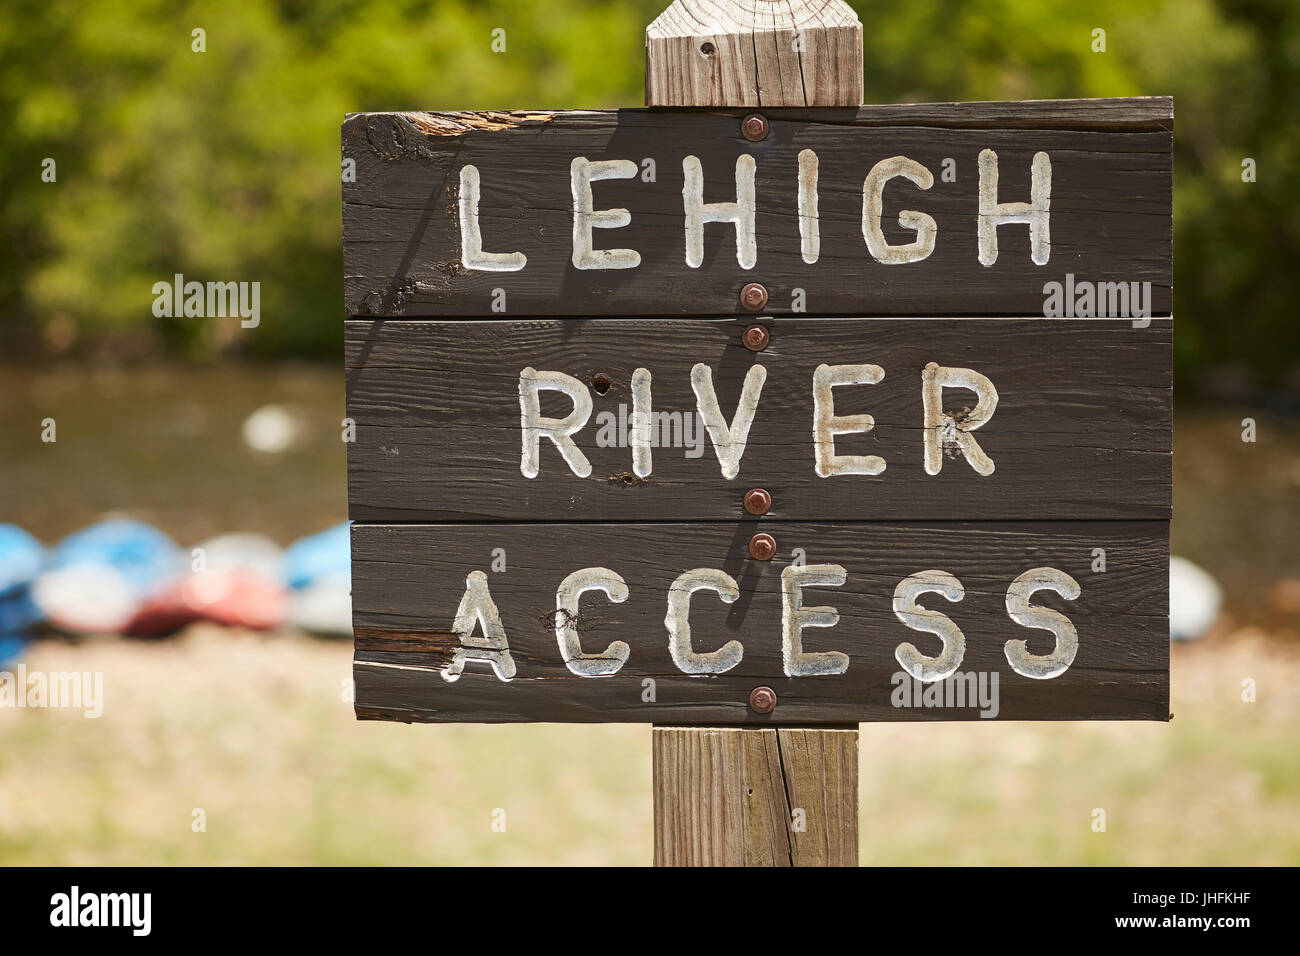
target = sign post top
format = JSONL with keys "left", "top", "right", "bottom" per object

{"left": 646, "top": 0, "right": 864, "bottom": 108}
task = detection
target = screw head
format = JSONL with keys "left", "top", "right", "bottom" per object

{"left": 749, "top": 686, "right": 777, "bottom": 714}
{"left": 748, "top": 532, "right": 776, "bottom": 561}
{"left": 743, "top": 488, "right": 772, "bottom": 516}
{"left": 740, "top": 282, "right": 768, "bottom": 312}
{"left": 741, "top": 113, "right": 769, "bottom": 143}
{"left": 742, "top": 324, "right": 769, "bottom": 351}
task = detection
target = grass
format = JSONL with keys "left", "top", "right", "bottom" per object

{"left": 1, "top": 626, "right": 1297, "bottom": 866}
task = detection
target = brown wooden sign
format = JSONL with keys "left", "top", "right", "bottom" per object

{"left": 353, "top": 521, "right": 1167, "bottom": 723}
{"left": 342, "top": 100, "right": 1172, "bottom": 318}
{"left": 342, "top": 98, "right": 1173, "bottom": 726}
{"left": 345, "top": 317, "right": 1171, "bottom": 522}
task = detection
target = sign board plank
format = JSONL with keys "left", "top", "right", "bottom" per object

{"left": 351, "top": 520, "right": 1168, "bottom": 724}
{"left": 342, "top": 99, "right": 1171, "bottom": 318}
{"left": 344, "top": 318, "right": 1171, "bottom": 522}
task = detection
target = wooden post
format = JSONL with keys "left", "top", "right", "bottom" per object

{"left": 654, "top": 727, "right": 858, "bottom": 866}
{"left": 646, "top": 0, "right": 863, "bottom": 107}
{"left": 647, "top": 0, "right": 863, "bottom": 867}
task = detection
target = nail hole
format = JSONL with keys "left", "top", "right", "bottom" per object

{"left": 592, "top": 374, "right": 611, "bottom": 395}
{"left": 700, "top": 41, "right": 715, "bottom": 55}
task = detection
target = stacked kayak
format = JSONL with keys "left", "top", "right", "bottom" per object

{"left": 0, "top": 524, "right": 46, "bottom": 665}
{"left": 284, "top": 522, "right": 352, "bottom": 636}
{"left": 31, "top": 520, "right": 183, "bottom": 635}
{"left": 14, "top": 519, "right": 353, "bottom": 642}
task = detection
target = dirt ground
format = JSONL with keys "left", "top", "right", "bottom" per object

{"left": 1, "top": 625, "right": 1296, "bottom": 866}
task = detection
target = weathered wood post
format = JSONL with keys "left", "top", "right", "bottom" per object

{"left": 647, "top": 0, "right": 863, "bottom": 867}
{"left": 645, "top": 0, "right": 863, "bottom": 108}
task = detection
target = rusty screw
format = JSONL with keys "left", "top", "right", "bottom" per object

{"left": 740, "top": 282, "right": 768, "bottom": 312}
{"left": 741, "top": 113, "right": 769, "bottom": 143}
{"left": 749, "top": 685, "right": 777, "bottom": 714}
{"left": 748, "top": 532, "right": 776, "bottom": 561}
{"left": 743, "top": 488, "right": 772, "bottom": 516}
{"left": 742, "top": 324, "right": 769, "bottom": 351}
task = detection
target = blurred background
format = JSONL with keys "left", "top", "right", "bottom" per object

{"left": 0, "top": 0, "right": 1297, "bottom": 865}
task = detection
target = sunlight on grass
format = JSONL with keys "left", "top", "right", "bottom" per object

{"left": 0, "top": 629, "right": 1295, "bottom": 865}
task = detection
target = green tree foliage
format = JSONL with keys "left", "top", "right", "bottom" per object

{"left": 1, "top": 0, "right": 1295, "bottom": 385}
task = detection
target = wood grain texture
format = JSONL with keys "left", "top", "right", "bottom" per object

{"left": 344, "top": 317, "right": 1172, "bottom": 522}
{"left": 645, "top": 0, "right": 864, "bottom": 107}
{"left": 351, "top": 520, "right": 1169, "bottom": 723}
{"left": 341, "top": 100, "right": 1172, "bottom": 318}
{"left": 652, "top": 726, "right": 858, "bottom": 865}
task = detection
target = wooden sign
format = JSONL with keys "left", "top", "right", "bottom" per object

{"left": 343, "top": 100, "right": 1172, "bottom": 727}
{"left": 342, "top": 100, "right": 1172, "bottom": 318}
{"left": 345, "top": 318, "right": 1171, "bottom": 522}
{"left": 353, "top": 521, "right": 1167, "bottom": 723}
{"left": 340, "top": 0, "right": 1177, "bottom": 867}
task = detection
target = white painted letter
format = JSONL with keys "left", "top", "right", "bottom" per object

{"left": 813, "top": 363, "right": 886, "bottom": 477}
{"left": 519, "top": 368, "right": 593, "bottom": 478}
{"left": 781, "top": 564, "right": 850, "bottom": 676}
{"left": 442, "top": 570, "right": 516, "bottom": 682}
{"left": 862, "top": 156, "right": 937, "bottom": 264}
{"left": 893, "top": 570, "right": 965, "bottom": 682}
{"left": 1004, "top": 567, "right": 1080, "bottom": 679}
{"left": 798, "top": 148, "right": 820, "bottom": 264}
{"left": 571, "top": 157, "right": 641, "bottom": 270}
{"left": 665, "top": 568, "right": 744, "bottom": 674}
{"left": 922, "top": 363, "right": 998, "bottom": 476}
{"left": 459, "top": 165, "right": 527, "bottom": 271}
{"left": 683, "top": 155, "right": 757, "bottom": 269}
{"left": 692, "top": 362, "right": 766, "bottom": 479}
{"left": 555, "top": 567, "right": 631, "bottom": 676}
{"left": 977, "top": 149, "right": 1051, "bottom": 266}
{"left": 630, "top": 367, "right": 653, "bottom": 477}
